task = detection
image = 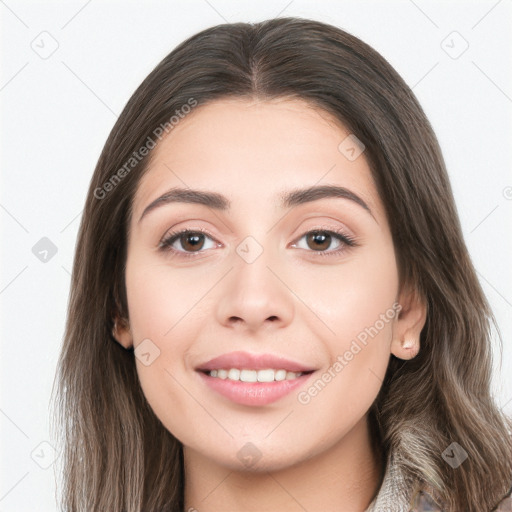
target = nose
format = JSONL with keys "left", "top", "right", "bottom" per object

{"left": 214, "top": 246, "right": 295, "bottom": 334}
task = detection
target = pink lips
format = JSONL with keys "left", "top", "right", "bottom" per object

{"left": 195, "top": 351, "right": 316, "bottom": 406}
{"left": 195, "top": 350, "right": 316, "bottom": 373}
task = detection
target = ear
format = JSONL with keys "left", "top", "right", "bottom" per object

{"left": 112, "top": 316, "right": 133, "bottom": 349}
{"left": 391, "top": 286, "right": 427, "bottom": 360}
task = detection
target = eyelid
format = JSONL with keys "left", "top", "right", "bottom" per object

{"left": 290, "top": 223, "right": 355, "bottom": 244}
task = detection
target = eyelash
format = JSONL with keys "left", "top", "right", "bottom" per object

{"left": 158, "top": 226, "right": 357, "bottom": 259}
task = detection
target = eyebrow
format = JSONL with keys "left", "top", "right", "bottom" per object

{"left": 138, "top": 184, "right": 373, "bottom": 223}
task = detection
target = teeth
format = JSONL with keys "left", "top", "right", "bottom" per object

{"left": 275, "top": 369, "right": 287, "bottom": 381}
{"left": 257, "top": 369, "right": 274, "bottom": 382}
{"left": 240, "top": 369, "right": 257, "bottom": 382}
{"left": 228, "top": 368, "right": 240, "bottom": 380}
{"left": 207, "top": 368, "right": 304, "bottom": 382}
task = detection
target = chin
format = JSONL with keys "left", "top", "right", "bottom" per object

{"left": 208, "top": 445, "right": 311, "bottom": 474}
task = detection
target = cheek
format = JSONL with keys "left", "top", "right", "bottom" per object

{"left": 123, "top": 258, "right": 197, "bottom": 413}
{"left": 125, "top": 257, "right": 207, "bottom": 342}
{"left": 294, "top": 242, "right": 399, "bottom": 346}
{"left": 293, "top": 244, "right": 398, "bottom": 410}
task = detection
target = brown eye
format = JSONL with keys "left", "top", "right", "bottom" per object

{"left": 306, "top": 231, "right": 332, "bottom": 251}
{"left": 292, "top": 229, "right": 357, "bottom": 257}
{"left": 159, "top": 228, "right": 218, "bottom": 255}
{"left": 179, "top": 232, "right": 205, "bottom": 252}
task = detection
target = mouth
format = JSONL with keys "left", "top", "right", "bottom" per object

{"left": 198, "top": 368, "right": 314, "bottom": 382}
{"left": 195, "top": 351, "right": 317, "bottom": 406}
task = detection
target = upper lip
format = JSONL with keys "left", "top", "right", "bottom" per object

{"left": 195, "top": 351, "right": 316, "bottom": 373}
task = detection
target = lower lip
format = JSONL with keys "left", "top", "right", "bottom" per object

{"left": 197, "top": 371, "right": 314, "bottom": 406}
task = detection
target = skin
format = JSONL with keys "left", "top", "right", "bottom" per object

{"left": 114, "top": 97, "right": 426, "bottom": 512}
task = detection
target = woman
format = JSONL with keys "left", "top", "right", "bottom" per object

{"left": 52, "top": 17, "right": 512, "bottom": 511}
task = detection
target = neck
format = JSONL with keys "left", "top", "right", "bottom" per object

{"left": 183, "top": 415, "right": 383, "bottom": 512}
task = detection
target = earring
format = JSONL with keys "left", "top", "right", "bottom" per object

{"left": 402, "top": 339, "right": 414, "bottom": 350}
{"left": 402, "top": 338, "right": 419, "bottom": 359}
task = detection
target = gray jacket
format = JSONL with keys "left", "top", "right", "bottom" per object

{"left": 365, "top": 452, "right": 512, "bottom": 511}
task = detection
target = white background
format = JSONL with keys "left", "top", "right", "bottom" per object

{"left": 1, "top": 1, "right": 511, "bottom": 510}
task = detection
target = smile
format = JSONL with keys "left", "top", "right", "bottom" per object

{"left": 206, "top": 368, "right": 307, "bottom": 382}
{"left": 195, "top": 350, "right": 317, "bottom": 406}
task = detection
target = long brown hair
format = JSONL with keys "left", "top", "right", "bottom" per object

{"left": 51, "top": 17, "right": 512, "bottom": 511}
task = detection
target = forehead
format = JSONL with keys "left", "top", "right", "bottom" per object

{"left": 132, "top": 97, "right": 383, "bottom": 222}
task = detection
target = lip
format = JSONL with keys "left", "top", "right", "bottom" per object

{"left": 195, "top": 350, "right": 316, "bottom": 373}
{"left": 197, "top": 371, "right": 315, "bottom": 406}
{"left": 195, "top": 351, "right": 316, "bottom": 406}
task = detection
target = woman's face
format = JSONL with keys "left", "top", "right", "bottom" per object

{"left": 116, "top": 97, "right": 420, "bottom": 472}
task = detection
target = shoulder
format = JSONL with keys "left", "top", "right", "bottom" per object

{"left": 412, "top": 485, "right": 512, "bottom": 512}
